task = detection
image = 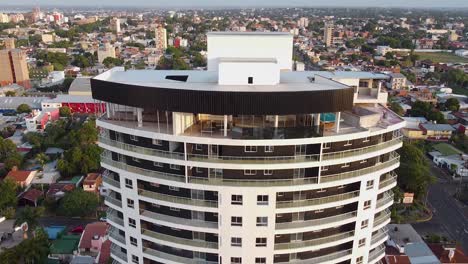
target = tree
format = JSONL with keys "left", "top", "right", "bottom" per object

{"left": 410, "top": 101, "right": 432, "bottom": 117}
{"left": 102, "top": 57, "right": 123, "bottom": 68}
{"left": 396, "top": 142, "right": 435, "bottom": 198}
{"left": 0, "top": 178, "right": 18, "bottom": 218}
{"left": 15, "top": 228, "right": 50, "bottom": 264}
{"left": 427, "top": 111, "right": 446, "bottom": 124}
{"left": 5, "top": 91, "right": 15, "bottom": 97}
{"left": 36, "top": 153, "right": 49, "bottom": 170}
{"left": 15, "top": 206, "right": 44, "bottom": 232}
{"left": 390, "top": 101, "right": 405, "bottom": 116}
{"left": 59, "top": 106, "right": 72, "bottom": 117}
{"left": 0, "top": 137, "right": 23, "bottom": 170}
{"left": 16, "top": 104, "right": 32, "bottom": 114}
{"left": 445, "top": 98, "right": 460, "bottom": 112}
{"left": 58, "top": 189, "right": 99, "bottom": 217}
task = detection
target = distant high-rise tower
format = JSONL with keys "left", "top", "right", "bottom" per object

{"left": 154, "top": 26, "right": 167, "bottom": 52}
{"left": 98, "top": 42, "right": 117, "bottom": 64}
{"left": 297, "top": 17, "right": 309, "bottom": 28}
{"left": 324, "top": 22, "right": 334, "bottom": 47}
{"left": 0, "top": 49, "right": 31, "bottom": 88}
{"left": 4, "top": 38, "right": 15, "bottom": 50}
{"left": 111, "top": 18, "right": 121, "bottom": 34}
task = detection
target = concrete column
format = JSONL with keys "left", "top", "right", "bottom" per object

{"left": 224, "top": 115, "right": 228, "bottom": 137}
{"left": 274, "top": 115, "right": 279, "bottom": 128}
{"left": 314, "top": 113, "right": 321, "bottom": 126}
{"left": 335, "top": 112, "right": 341, "bottom": 133}
{"left": 106, "top": 103, "right": 111, "bottom": 118}
{"left": 137, "top": 108, "right": 143, "bottom": 127}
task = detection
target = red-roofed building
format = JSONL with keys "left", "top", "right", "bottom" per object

{"left": 383, "top": 255, "right": 411, "bottom": 264}
{"left": 20, "top": 188, "right": 43, "bottom": 207}
{"left": 78, "top": 222, "right": 108, "bottom": 257}
{"left": 97, "top": 239, "right": 111, "bottom": 264}
{"left": 83, "top": 173, "right": 102, "bottom": 194}
{"left": 428, "top": 244, "right": 468, "bottom": 263}
{"left": 5, "top": 167, "right": 37, "bottom": 188}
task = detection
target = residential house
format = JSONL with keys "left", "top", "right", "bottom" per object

{"left": 402, "top": 117, "right": 428, "bottom": 140}
{"left": 419, "top": 123, "right": 455, "bottom": 141}
{"left": 5, "top": 167, "right": 37, "bottom": 188}
{"left": 78, "top": 222, "right": 108, "bottom": 257}
{"left": 428, "top": 244, "right": 468, "bottom": 264}
{"left": 388, "top": 73, "right": 407, "bottom": 90}
{"left": 83, "top": 173, "right": 102, "bottom": 194}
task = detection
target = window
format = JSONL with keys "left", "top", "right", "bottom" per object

{"left": 358, "top": 238, "right": 366, "bottom": 247}
{"left": 263, "top": 170, "right": 273, "bottom": 175}
{"left": 231, "top": 237, "right": 242, "bottom": 247}
{"left": 360, "top": 159, "right": 368, "bottom": 164}
{"left": 323, "top": 142, "right": 331, "bottom": 149}
{"left": 132, "top": 157, "right": 140, "bottom": 163}
{"left": 244, "top": 170, "right": 256, "bottom": 175}
{"left": 344, "top": 140, "right": 352, "bottom": 146}
{"left": 128, "top": 218, "right": 136, "bottom": 228}
{"left": 231, "top": 257, "right": 242, "bottom": 264}
{"left": 132, "top": 255, "right": 139, "bottom": 264}
{"left": 152, "top": 138, "right": 162, "bottom": 145}
{"left": 341, "top": 163, "right": 350, "bottom": 168}
{"left": 245, "top": 146, "right": 257, "bottom": 152}
{"left": 356, "top": 256, "right": 364, "bottom": 264}
{"left": 363, "top": 137, "right": 370, "bottom": 142}
{"left": 231, "top": 216, "right": 242, "bottom": 226}
{"left": 256, "top": 217, "right": 268, "bottom": 227}
{"left": 257, "top": 195, "right": 269, "bottom": 205}
{"left": 153, "top": 161, "right": 163, "bottom": 167}
{"left": 130, "top": 236, "right": 137, "bottom": 246}
{"left": 366, "top": 180, "right": 374, "bottom": 190}
{"left": 264, "top": 146, "right": 274, "bottom": 152}
{"left": 127, "top": 198, "right": 134, "bottom": 209}
{"left": 255, "top": 258, "right": 266, "bottom": 264}
{"left": 195, "top": 144, "right": 203, "bottom": 151}
{"left": 125, "top": 178, "right": 133, "bottom": 189}
{"left": 321, "top": 165, "right": 329, "bottom": 171}
{"left": 170, "top": 207, "right": 180, "bottom": 212}
{"left": 170, "top": 164, "right": 180, "bottom": 170}
{"left": 248, "top": 76, "right": 253, "bottom": 84}
{"left": 361, "top": 220, "right": 369, "bottom": 229}
{"left": 169, "top": 186, "right": 180, "bottom": 191}
{"left": 256, "top": 237, "right": 267, "bottom": 247}
{"left": 364, "top": 200, "right": 371, "bottom": 210}
{"left": 195, "top": 167, "right": 203, "bottom": 173}
{"left": 130, "top": 135, "right": 138, "bottom": 141}
{"left": 231, "top": 195, "right": 243, "bottom": 205}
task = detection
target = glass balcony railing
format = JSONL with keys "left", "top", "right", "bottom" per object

{"left": 379, "top": 172, "right": 398, "bottom": 189}
{"left": 274, "top": 231, "right": 354, "bottom": 250}
{"left": 107, "top": 208, "right": 124, "bottom": 227}
{"left": 141, "top": 228, "right": 219, "bottom": 249}
{"left": 275, "top": 211, "right": 357, "bottom": 230}
{"left": 102, "top": 173, "right": 120, "bottom": 188}
{"left": 276, "top": 249, "right": 353, "bottom": 264}
{"left": 371, "top": 227, "right": 389, "bottom": 246}
{"left": 110, "top": 244, "right": 127, "bottom": 262}
{"left": 276, "top": 190, "right": 360, "bottom": 209}
{"left": 373, "top": 209, "right": 391, "bottom": 228}
{"left": 376, "top": 192, "right": 394, "bottom": 210}
{"left": 140, "top": 209, "right": 218, "bottom": 229}
{"left": 109, "top": 227, "right": 125, "bottom": 244}
{"left": 321, "top": 137, "right": 402, "bottom": 161}
{"left": 105, "top": 195, "right": 122, "bottom": 208}
{"left": 368, "top": 244, "right": 386, "bottom": 263}
{"left": 143, "top": 247, "right": 217, "bottom": 264}
{"left": 101, "top": 155, "right": 186, "bottom": 183}
{"left": 138, "top": 189, "right": 218, "bottom": 208}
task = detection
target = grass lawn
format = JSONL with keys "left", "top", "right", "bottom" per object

{"left": 415, "top": 52, "right": 468, "bottom": 64}
{"left": 432, "top": 143, "right": 462, "bottom": 156}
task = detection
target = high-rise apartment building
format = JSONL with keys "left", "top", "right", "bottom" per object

{"left": 154, "top": 26, "right": 167, "bottom": 52}
{"left": 0, "top": 49, "right": 31, "bottom": 88}
{"left": 111, "top": 18, "right": 122, "bottom": 34}
{"left": 93, "top": 32, "right": 402, "bottom": 264}
{"left": 324, "top": 22, "right": 334, "bottom": 47}
{"left": 98, "top": 42, "right": 117, "bottom": 64}
{"left": 297, "top": 17, "right": 309, "bottom": 28}
{"left": 0, "top": 13, "right": 9, "bottom": 23}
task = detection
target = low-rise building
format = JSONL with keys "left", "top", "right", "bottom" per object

{"left": 78, "top": 222, "right": 108, "bottom": 257}
{"left": 388, "top": 73, "right": 408, "bottom": 90}
{"left": 83, "top": 173, "right": 102, "bottom": 194}
{"left": 5, "top": 167, "right": 37, "bottom": 188}
{"left": 24, "top": 109, "right": 60, "bottom": 132}
{"left": 419, "top": 123, "right": 455, "bottom": 141}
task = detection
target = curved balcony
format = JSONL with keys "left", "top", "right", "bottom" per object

{"left": 107, "top": 208, "right": 124, "bottom": 227}
{"left": 368, "top": 244, "right": 386, "bottom": 264}
{"left": 376, "top": 191, "right": 394, "bottom": 211}
{"left": 275, "top": 211, "right": 357, "bottom": 233}
{"left": 105, "top": 194, "right": 122, "bottom": 208}
{"left": 276, "top": 249, "right": 352, "bottom": 264}
{"left": 101, "top": 155, "right": 186, "bottom": 183}
{"left": 276, "top": 190, "right": 360, "bottom": 209}
{"left": 274, "top": 231, "right": 354, "bottom": 252}
{"left": 379, "top": 171, "right": 398, "bottom": 190}
{"left": 102, "top": 172, "right": 120, "bottom": 189}
{"left": 140, "top": 209, "right": 218, "bottom": 230}
{"left": 143, "top": 247, "right": 217, "bottom": 264}
{"left": 109, "top": 226, "right": 126, "bottom": 245}
{"left": 138, "top": 188, "right": 218, "bottom": 208}
{"left": 110, "top": 244, "right": 127, "bottom": 263}
{"left": 373, "top": 209, "right": 391, "bottom": 229}
{"left": 371, "top": 227, "right": 389, "bottom": 247}
{"left": 141, "top": 228, "right": 219, "bottom": 250}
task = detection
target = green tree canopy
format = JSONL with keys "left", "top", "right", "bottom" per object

{"left": 15, "top": 206, "right": 44, "bottom": 231}
{"left": 410, "top": 101, "right": 432, "bottom": 117}
{"left": 0, "top": 178, "right": 18, "bottom": 218}
{"left": 102, "top": 57, "right": 123, "bottom": 68}
{"left": 16, "top": 103, "right": 31, "bottom": 114}
{"left": 58, "top": 189, "right": 99, "bottom": 217}
{"left": 445, "top": 98, "right": 460, "bottom": 112}
{"left": 59, "top": 106, "right": 72, "bottom": 117}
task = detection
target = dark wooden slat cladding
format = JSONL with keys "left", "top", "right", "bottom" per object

{"left": 91, "top": 79, "right": 354, "bottom": 115}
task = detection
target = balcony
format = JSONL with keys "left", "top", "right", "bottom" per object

{"left": 321, "top": 137, "right": 402, "bottom": 161}
{"left": 373, "top": 209, "right": 391, "bottom": 228}
{"left": 99, "top": 136, "right": 185, "bottom": 160}
{"left": 143, "top": 247, "right": 217, "bottom": 264}
{"left": 368, "top": 244, "right": 386, "bottom": 263}
{"left": 140, "top": 209, "right": 218, "bottom": 230}
{"left": 109, "top": 226, "right": 125, "bottom": 244}
{"left": 274, "top": 231, "right": 354, "bottom": 251}
{"left": 376, "top": 192, "right": 394, "bottom": 211}
{"left": 275, "top": 211, "right": 357, "bottom": 231}
{"left": 371, "top": 227, "right": 389, "bottom": 246}
{"left": 110, "top": 244, "right": 127, "bottom": 262}
{"left": 105, "top": 194, "right": 122, "bottom": 208}
{"left": 379, "top": 172, "right": 398, "bottom": 189}
{"left": 107, "top": 208, "right": 124, "bottom": 227}
{"left": 138, "top": 189, "right": 218, "bottom": 208}
{"left": 101, "top": 155, "right": 186, "bottom": 183}
{"left": 141, "top": 228, "right": 218, "bottom": 249}
{"left": 276, "top": 190, "right": 360, "bottom": 209}
{"left": 102, "top": 172, "right": 120, "bottom": 188}
{"left": 276, "top": 249, "right": 352, "bottom": 264}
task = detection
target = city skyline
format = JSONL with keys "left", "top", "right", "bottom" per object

{"left": 1, "top": 0, "right": 468, "bottom": 8}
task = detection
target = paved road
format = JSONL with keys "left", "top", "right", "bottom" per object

{"left": 38, "top": 216, "right": 99, "bottom": 230}
{"left": 413, "top": 162, "right": 468, "bottom": 252}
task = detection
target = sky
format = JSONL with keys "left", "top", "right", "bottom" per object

{"left": 1, "top": 0, "right": 468, "bottom": 8}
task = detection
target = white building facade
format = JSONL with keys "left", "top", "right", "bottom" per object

{"left": 94, "top": 32, "right": 404, "bottom": 264}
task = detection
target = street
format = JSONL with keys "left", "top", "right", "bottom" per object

{"left": 413, "top": 162, "right": 468, "bottom": 252}
{"left": 38, "top": 216, "right": 98, "bottom": 231}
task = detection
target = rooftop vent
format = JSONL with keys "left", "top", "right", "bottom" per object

{"left": 165, "top": 75, "right": 188, "bottom": 82}
{"left": 308, "top": 76, "right": 316, "bottom": 82}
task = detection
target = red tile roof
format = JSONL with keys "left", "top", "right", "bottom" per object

{"left": 428, "top": 244, "right": 468, "bottom": 263}
{"left": 6, "top": 170, "right": 33, "bottom": 182}
{"left": 98, "top": 239, "right": 111, "bottom": 264}
{"left": 21, "top": 188, "right": 43, "bottom": 202}
{"left": 383, "top": 255, "right": 411, "bottom": 264}
{"left": 79, "top": 222, "right": 108, "bottom": 249}
{"left": 84, "top": 173, "right": 101, "bottom": 184}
